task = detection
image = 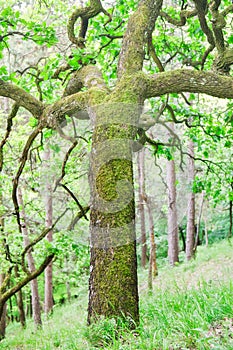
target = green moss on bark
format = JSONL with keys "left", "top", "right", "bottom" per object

{"left": 88, "top": 98, "right": 139, "bottom": 326}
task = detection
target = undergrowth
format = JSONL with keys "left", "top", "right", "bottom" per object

{"left": 1, "top": 239, "right": 233, "bottom": 350}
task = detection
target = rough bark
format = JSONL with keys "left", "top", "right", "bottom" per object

{"left": 118, "top": 0, "right": 163, "bottom": 77}
{"left": 138, "top": 149, "right": 147, "bottom": 268}
{"left": 186, "top": 140, "right": 196, "bottom": 261}
{"left": 17, "top": 187, "right": 42, "bottom": 328}
{"left": 87, "top": 102, "right": 139, "bottom": 325}
{"left": 43, "top": 149, "right": 54, "bottom": 315}
{"left": 144, "top": 69, "right": 233, "bottom": 99}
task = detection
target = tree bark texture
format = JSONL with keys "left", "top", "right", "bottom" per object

{"left": 87, "top": 103, "right": 139, "bottom": 325}
{"left": 186, "top": 140, "right": 196, "bottom": 261}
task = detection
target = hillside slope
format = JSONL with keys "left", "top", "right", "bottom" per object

{"left": 1, "top": 238, "right": 233, "bottom": 350}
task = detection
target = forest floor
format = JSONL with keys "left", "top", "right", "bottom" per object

{"left": 1, "top": 238, "right": 233, "bottom": 350}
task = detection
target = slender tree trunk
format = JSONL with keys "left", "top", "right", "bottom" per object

{"left": 65, "top": 258, "right": 71, "bottom": 302}
{"left": 228, "top": 180, "right": 233, "bottom": 239}
{"left": 14, "top": 266, "right": 26, "bottom": 328}
{"left": 0, "top": 275, "right": 7, "bottom": 340}
{"left": 194, "top": 190, "right": 205, "bottom": 254}
{"left": 186, "top": 140, "right": 195, "bottom": 261}
{"left": 0, "top": 198, "right": 7, "bottom": 339}
{"left": 43, "top": 149, "right": 53, "bottom": 315}
{"left": 145, "top": 196, "right": 157, "bottom": 290}
{"left": 17, "top": 187, "right": 42, "bottom": 328}
{"left": 229, "top": 200, "right": 232, "bottom": 239}
{"left": 204, "top": 217, "right": 208, "bottom": 246}
{"left": 87, "top": 104, "right": 139, "bottom": 326}
{"left": 9, "top": 297, "right": 14, "bottom": 322}
{"left": 138, "top": 149, "right": 147, "bottom": 268}
{"left": 166, "top": 127, "right": 179, "bottom": 266}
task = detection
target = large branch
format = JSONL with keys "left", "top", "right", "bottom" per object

{"left": 144, "top": 69, "right": 233, "bottom": 99}
{"left": 117, "top": 0, "right": 163, "bottom": 78}
{"left": 0, "top": 80, "right": 44, "bottom": 117}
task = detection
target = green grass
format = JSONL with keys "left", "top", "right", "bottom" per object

{"left": 1, "top": 239, "right": 233, "bottom": 350}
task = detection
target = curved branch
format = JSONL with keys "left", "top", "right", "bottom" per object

{"left": 44, "top": 90, "right": 90, "bottom": 128}
{"left": 160, "top": 8, "right": 197, "bottom": 26}
{"left": 0, "top": 103, "right": 19, "bottom": 172}
{"left": 12, "top": 125, "right": 43, "bottom": 230}
{"left": 63, "top": 65, "right": 108, "bottom": 98}
{"left": 0, "top": 80, "right": 44, "bottom": 117}
{"left": 54, "top": 141, "right": 78, "bottom": 190}
{"left": 1, "top": 254, "right": 54, "bottom": 305}
{"left": 58, "top": 183, "right": 88, "bottom": 221}
{"left": 67, "top": 0, "right": 111, "bottom": 48}
{"left": 193, "top": 0, "right": 215, "bottom": 47}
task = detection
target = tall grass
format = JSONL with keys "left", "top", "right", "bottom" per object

{"left": 1, "top": 239, "right": 233, "bottom": 350}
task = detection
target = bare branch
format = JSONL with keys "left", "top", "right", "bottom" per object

{"left": 1, "top": 254, "right": 54, "bottom": 305}
{"left": 0, "top": 103, "right": 19, "bottom": 172}
{"left": 21, "top": 209, "right": 68, "bottom": 273}
{"left": 58, "top": 183, "right": 88, "bottom": 221}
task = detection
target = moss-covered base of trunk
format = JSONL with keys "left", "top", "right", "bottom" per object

{"left": 87, "top": 241, "right": 139, "bottom": 326}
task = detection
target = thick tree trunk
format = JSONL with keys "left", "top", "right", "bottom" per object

{"left": 138, "top": 149, "right": 147, "bottom": 268}
{"left": 43, "top": 149, "right": 54, "bottom": 315}
{"left": 166, "top": 127, "right": 179, "bottom": 266}
{"left": 87, "top": 104, "right": 139, "bottom": 326}
{"left": 186, "top": 140, "right": 195, "bottom": 261}
{"left": 17, "top": 187, "right": 42, "bottom": 328}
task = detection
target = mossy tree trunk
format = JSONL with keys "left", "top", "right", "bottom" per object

{"left": 87, "top": 102, "right": 139, "bottom": 325}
